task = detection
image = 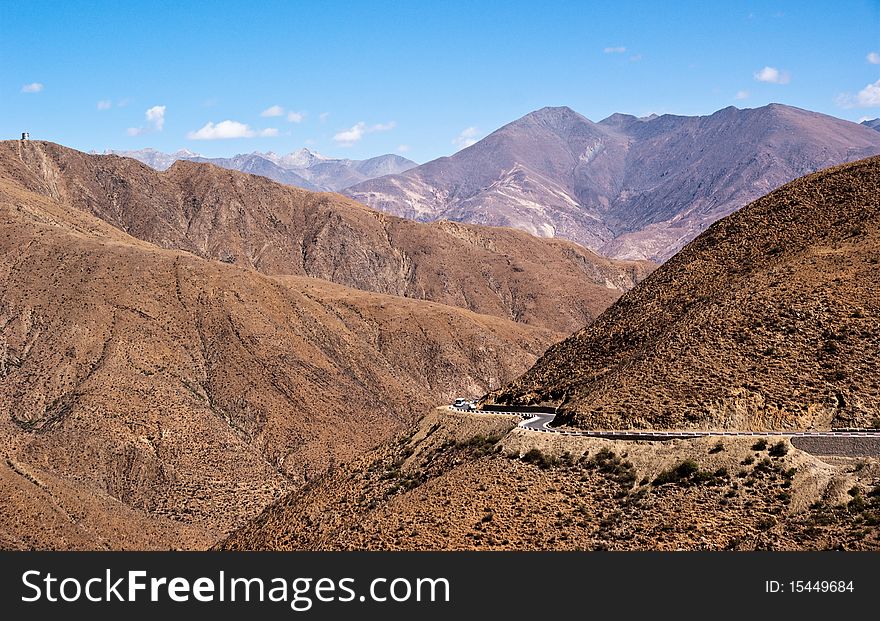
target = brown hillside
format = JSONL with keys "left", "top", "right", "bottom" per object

{"left": 0, "top": 169, "right": 552, "bottom": 549}
{"left": 221, "top": 409, "right": 880, "bottom": 551}
{"left": 488, "top": 157, "right": 880, "bottom": 431}
{"left": 0, "top": 140, "right": 653, "bottom": 334}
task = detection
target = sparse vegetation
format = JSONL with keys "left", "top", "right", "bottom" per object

{"left": 519, "top": 448, "right": 559, "bottom": 470}
{"left": 585, "top": 448, "right": 637, "bottom": 488}
{"left": 752, "top": 439, "right": 768, "bottom": 451}
{"left": 768, "top": 441, "right": 788, "bottom": 458}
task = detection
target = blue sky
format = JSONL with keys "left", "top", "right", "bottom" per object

{"left": 2, "top": 1, "right": 879, "bottom": 162}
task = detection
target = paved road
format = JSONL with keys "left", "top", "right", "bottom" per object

{"left": 450, "top": 407, "right": 880, "bottom": 439}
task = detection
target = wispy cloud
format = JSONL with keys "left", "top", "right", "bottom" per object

{"left": 753, "top": 66, "right": 790, "bottom": 84}
{"left": 21, "top": 82, "right": 43, "bottom": 93}
{"left": 97, "top": 100, "right": 113, "bottom": 110}
{"left": 319, "top": 112, "right": 330, "bottom": 123}
{"left": 735, "top": 90, "right": 750, "bottom": 100}
{"left": 127, "top": 105, "right": 166, "bottom": 136}
{"left": 603, "top": 46, "right": 626, "bottom": 54}
{"left": 261, "top": 105, "right": 285, "bottom": 117}
{"left": 287, "top": 111, "right": 305, "bottom": 123}
{"left": 333, "top": 121, "right": 396, "bottom": 146}
{"left": 837, "top": 79, "right": 880, "bottom": 108}
{"left": 629, "top": 54, "right": 643, "bottom": 62}
{"left": 452, "top": 127, "right": 479, "bottom": 149}
{"left": 187, "top": 119, "right": 277, "bottom": 139}
{"left": 397, "top": 144, "right": 410, "bottom": 153}
{"left": 868, "top": 51, "right": 880, "bottom": 65}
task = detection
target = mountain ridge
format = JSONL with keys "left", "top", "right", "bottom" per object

{"left": 1, "top": 140, "right": 653, "bottom": 334}
{"left": 345, "top": 103, "right": 880, "bottom": 261}
{"left": 107, "top": 146, "right": 417, "bottom": 191}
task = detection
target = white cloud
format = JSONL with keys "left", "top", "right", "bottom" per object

{"left": 735, "top": 90, "right": 750, "bottom": 100}
{"left": 333, "top": 121, "right": 396, "bottom": 146}
{"left": 261, "top": 105, "right": 285, "bottom": 117}
{"left": 97, "top": 100, "right": 112, "bottom": 110}
{"left": 145, "top": 105, "right": 165, "bottom": 131}
{"left": 603, "top": 46, "right": 626, "bottom": 54}
{"left": 753, "top": 66, "right": 790, "bottom": 84}
{"left": 188, "top": 120, "right": 254, "bottom": 139}
{"left": 629, "top": 54, "right": 643, "bottom": 62}
{"left": 856, "top": 79, "right": 880, "bottom": 107}
{"left": 21, "top": 82, "right": 43, "bottom": 93}
{"left": 319, "top": 112, "right": 330, "bottom": 123}
{"left": 334, "top": 122, "right": 366, "bottom": 144}
{"left": 397, "top": 144, "right": 410, "bottom": 153}
{"left": 837, "top": 79, "right": 880, "bottom": 109}
{"left": 452, "top": 126, "right": 479, "bottom": 149}
{"left": 868, "top": 52, "right": 880, "bottom": 65}
{"left": 258, "top": 127, "right": 279, "bottom": 137}
{"left": 287, "top": 111, "right": 305, "bottom": 123}
{"left": 127, "top": 105, "right": 166, "bottom": 135}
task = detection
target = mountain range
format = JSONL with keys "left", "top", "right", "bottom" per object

{"left": 221, "top": 155, "right": 880, "bottom": 553}
{"left": 863, "top": 118, "right": 880, "bottom": 131}
{"left": 13, "top": 141, "right": 652, "bottom": 335}
{"left": 105, "top": 147, "right": 417, "bottom": 192}
{"left": 0, "top": 139, "right": 653, "bottom": 549}
{"left": 345, "top": 104, "right": 880, "bottom": 262}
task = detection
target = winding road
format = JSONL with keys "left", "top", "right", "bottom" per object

{"left": 450, "top": 407, "right": 880, "bottom": 440}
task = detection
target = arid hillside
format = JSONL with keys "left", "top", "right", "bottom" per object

{"left": 220, "top": 409, "right": 880, "bottom": 551}
{"left": 488, "top": 157, "right": 880, "bottom": 431}
{"left": 0, "top": 140, "right": 653, "bottom": 334}
{"left": 0, "top": 166, "right": 555, "bottom": 550}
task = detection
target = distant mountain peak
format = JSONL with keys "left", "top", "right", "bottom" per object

{"left": 345, "top": 102, "right": 880, "bottom": 262}
{"left": 518, "top": 105, "right": 591, "bottom": 127}
{"left": 109, "top": 146, "right": 415, "bottom": 191}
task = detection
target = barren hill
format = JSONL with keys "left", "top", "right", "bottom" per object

{"left": 488, "top": 157, "right": 880, "bottom": 431}
{"left": 0, "top": 159, "right": 556, "bottom": 549}
{"left": 220, "top": 408, "right": 880, "bottom": 551}
{"left": 345, "top": 104, "right": 880, "bottom": 261}
{"left": 0, "top": 140, "right": 653, "bottom": 334}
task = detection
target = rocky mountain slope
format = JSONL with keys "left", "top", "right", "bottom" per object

{"left": 863, "top": 118, "right": 880, "bottom": 132}
{"left": 345, "top": 104, "right": 880, "bottom": 261}
{"left": 0, "top": 152, "right": 559, "bottom": 550}
{"left": 1, "top": 141, "right": 653, "bottom": 334}
{"left": 220, "top": 408, "right": 880, "bottom": 551}
{"left": 487, "top": 157, "right": 880, "bottom": 431}
{"left": 110, "top": 147, "right": 416, "bottom": 191}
